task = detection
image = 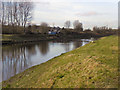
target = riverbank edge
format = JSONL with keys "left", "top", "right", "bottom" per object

{"left": 2, "top": 33, "right": 114, "bottom": 45}
{"left": 2, "top": 35, "right": 118, "bottom": 88}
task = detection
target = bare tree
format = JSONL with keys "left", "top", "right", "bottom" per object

{"left": 1, "top": 2, "right": 5, "bottom": 25}
{"left": 73, "top": 20, "right": 83, "bottom": 32}
{"left": 19, "top": 2, "right": 33, "bottom": 33}
{"left": 93, "top": 26, "right": 112, "bottom": 34}
{"left": 13, "top": 2, "right": 19, "bottom": 26}
{"left": 64, "top": 20, "right": 71, "bottom": 29}
{"left": 41, "top": 22, "right": 48, "bottom": 27}
{"left": 40, "top": 22, "right": 49, "bottom": 34}
{"left": 6, "top": 2, "right": 11, "bottom": 25}
{"left": 1, "top": 1, "right": 33, "bottom": 33}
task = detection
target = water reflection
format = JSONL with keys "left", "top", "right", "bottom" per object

{"left": 73, "top": 40, "right": 82, "bottom": 49}
{"left": 37, "top": 41, "right": 49, "bottom": 55}
{"left": 2, "top": 46, "right": 27, "bottom": 81}
{"left": 62, "top": 43, "right": 71, "bottom": 52}
{"left": 26, "top": 44, "right": 37, "bottom": 56}
{"left": 2, "top": 38, "right": 93, "bottom": 82}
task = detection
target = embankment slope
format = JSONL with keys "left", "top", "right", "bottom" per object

{"left": 2, "top": 35, "right": 118, "bottom": 88}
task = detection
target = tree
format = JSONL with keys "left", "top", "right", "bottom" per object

{"left": 19, "top": 2, "right": 33, "bottom": 33}
{"left": 40, "top": 22, "right": 49, "bottom": 34}
{"left": 1, "top": 1, "right": 33, "bottom": 33}
{"left": 41, "top": 22, "right": 48, "bottom": 27}
{"left": 73, "top": 20, "right": 83, "bottom": 32}
{"left": 1, "top": 2, "right": 5, "bottom": 25}
{"left": 64, "top": 20, "right": 71, "bottom": 29}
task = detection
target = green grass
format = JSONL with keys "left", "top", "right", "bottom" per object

{"left": 2, "top": 35, "right": 118, "bottom": 88}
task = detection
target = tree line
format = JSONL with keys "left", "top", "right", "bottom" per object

{"left": 0, "top": 1, "right": 116, "bottom": 35}
{"left": 64, "top": 20, "right": 83, "bottom": 32}
{"left": 1, "top": 1, "right": 33, "bottom": 33}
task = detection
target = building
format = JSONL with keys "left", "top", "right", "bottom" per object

{"left": 48, "top": 26, "right": 61, "bottom": 35}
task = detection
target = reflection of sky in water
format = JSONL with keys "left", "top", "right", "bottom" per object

{"left": 1, "top": 38, "right": 94, "bottom": 82}
{"left": 0, "top": 60, "right": 2, "bottom": 82}
{"left": 30, "top": 42, "right": 74, "bottom": 66}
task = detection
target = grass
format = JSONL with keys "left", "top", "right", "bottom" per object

{"left": 2, "top": 33, "right": 115, "bottom": 45}
{"left": 2, "top": 34, "right": 52, "bottom": 45}
{"left": 2, "top": 35, "right": 118, "bottom": 88}
{"left": 2, "top": 34, "right": 47, "bottom": 41}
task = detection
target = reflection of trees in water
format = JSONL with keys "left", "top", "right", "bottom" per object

{"left": 73, "top": 40, "right": 82, "bottom": 49}
{"left": 2, "top": 42, "right": 49, "bottom": 81}
{"left": 1, "top": 40, "right": 85, "bottom": 81}
{"left": 2, "top": 45, "right": 31, "bottom": 81}
{"left": 63, "top": 43, "right": 70, "bottom": 52}
{"left": 26, "top": 44, "right": 36, "bottom": 57}
{"left": 52, "top": 40, "right": 71, "bottom": 52}
{"left": 62, "top": 40, "right": 82, "bottom": 52}
{"left": 37, "top": 41, "right": 49, "bottom": 55}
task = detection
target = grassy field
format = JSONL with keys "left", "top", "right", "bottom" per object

{"left": 2, "top": 35, "right": 118, "bottom": 88}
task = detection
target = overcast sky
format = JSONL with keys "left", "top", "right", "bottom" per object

{"left": 32, "top": 0, "right": 119, "bottom": 29}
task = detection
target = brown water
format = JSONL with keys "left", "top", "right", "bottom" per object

{"left": 1, "top": 38, "right": 94, "bottom": 82}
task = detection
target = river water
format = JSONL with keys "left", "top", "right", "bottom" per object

{"left": 1, "top": 38, "right": 94, "bottom": 82}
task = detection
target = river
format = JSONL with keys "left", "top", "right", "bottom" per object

{"left": 1, "top": 38, "right": 95, "bottom": 82}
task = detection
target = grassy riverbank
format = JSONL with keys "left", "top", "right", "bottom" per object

{"left": 2, "top": 34, "right": 53, "bottom": 45}
{"left": 2, "top": 35, "right": 118, "bottom": 88}
{"left": 2, "top": 33, "right": 115, "bottom": 45}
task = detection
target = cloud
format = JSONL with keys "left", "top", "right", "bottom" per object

{"left": 76, "top": 11, "right": 106, "bottom": 16}
{"left": 36, "top": 2, "right": 50, "bottom": 5}
{"left": 32, "top": 0, "right": 118, "bottom": 3}
{"left": 32, "top": 1, "right": 117, "bottom": 29}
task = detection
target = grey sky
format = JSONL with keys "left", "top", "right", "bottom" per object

{"left": 32, "top": 0, "right": 119, "bottom": 29}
